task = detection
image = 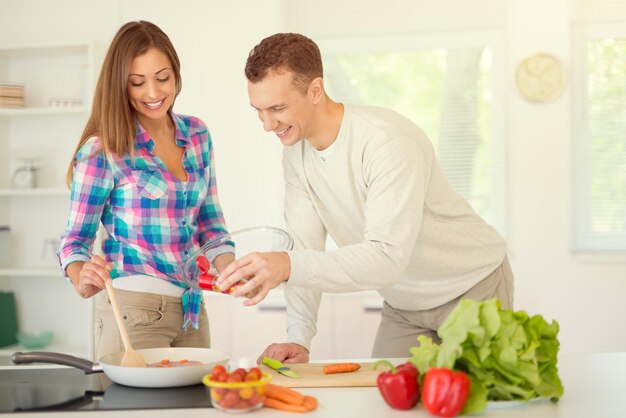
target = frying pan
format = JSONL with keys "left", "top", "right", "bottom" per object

{"left": 11, "top": 347, "right": 229, "bottom": 388}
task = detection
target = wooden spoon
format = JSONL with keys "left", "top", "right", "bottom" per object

{"left": 104, "top": 281, "right": 147, "bottom": 367}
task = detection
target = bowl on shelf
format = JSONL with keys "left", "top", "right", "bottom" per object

{"left": 17, "top": 331, "right": 54, "bottom": 349}
{"left": 202, "top": 373, "right": 271, "bottom": 413}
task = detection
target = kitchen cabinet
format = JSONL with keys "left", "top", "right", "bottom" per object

{"left": 0, "top": 42, "right": 95, "bottom": 360}
{"left": 204, "top": 290, "right": 383, "bottom": 362}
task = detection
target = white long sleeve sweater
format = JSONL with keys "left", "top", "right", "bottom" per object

{"left": 282, "top": 104, "right": 506, "bottom": 349}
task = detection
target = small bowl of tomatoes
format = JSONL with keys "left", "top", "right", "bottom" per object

{"left": 202, "top": 365, "right": 271, "bottom": 413}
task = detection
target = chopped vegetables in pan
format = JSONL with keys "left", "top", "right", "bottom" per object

{"left": 147, "top": 359, "right": 203, "bottom": 367}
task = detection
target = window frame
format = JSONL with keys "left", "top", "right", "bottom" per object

{"left": 572, "top": 22, "right": 626, "bottom": 254}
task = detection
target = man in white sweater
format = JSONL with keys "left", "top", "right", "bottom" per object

{"left": 217, "top": 33, "right": 513, "bottom": 363}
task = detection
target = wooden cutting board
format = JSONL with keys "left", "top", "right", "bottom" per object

{"left": 259, "top": 362, "right": 378, "bottom": 388}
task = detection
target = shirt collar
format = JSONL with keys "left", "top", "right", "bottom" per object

{"left": 134, "top": 109, "right": 191, "bottom": 152}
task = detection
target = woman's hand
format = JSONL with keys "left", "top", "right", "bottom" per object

{"left": 66, "top": 254, "right": 113, "bottom": 299}
{"left": 216, "top": 251, "right": 290, "bottom": 306}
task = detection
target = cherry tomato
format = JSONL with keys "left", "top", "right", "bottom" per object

{"left": 220, "top": 392, "right": 238, "bottom": 408}
{"left": 211, "top": 364, "right": 226, "bottom": 377}
{"left": 210, "top": 388, "right": 223, "bottom": 401}
{"left": 247, "top": 367, "right": 262, "bottom": 380}
{"left": 235, "top": 400, "right": 250, "bottom": 409}
{"left": 232, "top": 368, "right": 247, "bottom": 379}
{"left": 227, "top": 373, "right": 243, "bottom": 383}
{"left": 238, "top": 386, "right": 254, "bottom": 400}
{"left": 248, "top": 393, "right": 261, "bottom": 405}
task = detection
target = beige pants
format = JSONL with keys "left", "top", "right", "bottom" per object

{"left": 93, "top": 288, "right": 210, "bottom": 360}
{"left": 371, "top": 256, "right": 514, "bottom": 358}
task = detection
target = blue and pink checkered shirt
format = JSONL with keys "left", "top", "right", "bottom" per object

{"left": 58, "top": 111, "right": 228, "bottom": 330}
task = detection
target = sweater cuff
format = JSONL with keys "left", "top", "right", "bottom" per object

{"left": 286, "top": 325, "right": 314, "bottom": 351}
{"left": 287, "top": 250, "right": 313, "bottom": 287}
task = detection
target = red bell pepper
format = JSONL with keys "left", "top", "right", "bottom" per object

{"left": 421, "top": 368, "right": 471, "bottom": 417}
{"left": 373, "top": 360, "right": 420, "bottom": 410}
{"left": 196, "top": 255, "right": 216, "bottom": 290}
{"left": 196, "top": 255, "right": 212, "bottom": 274}
{"left": 195, "top": 255, "right": 237, "bottom": 294}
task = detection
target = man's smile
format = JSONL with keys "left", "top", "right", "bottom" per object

{"left": 276, "top": 126, "right": 292, "bottom": 139}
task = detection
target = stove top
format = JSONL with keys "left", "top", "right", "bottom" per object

{"left": 0, "top": 367, "right": 212, "bottom": 412}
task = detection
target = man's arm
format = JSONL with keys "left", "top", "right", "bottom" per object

{"left": 217, "top": 147, "right": 327, "bottom": 299}
{"left": 220, "top": 134, "right": 429, "bottom": 298}
{"left": 256, "top": 284, "right": 322, "bottom": 363}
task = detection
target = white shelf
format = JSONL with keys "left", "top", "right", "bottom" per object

{"left": 0, "top": 41, "right": 95, "bottom": 368}
{"left": 0, "top": 188, "right": 69, "bottom": 197}
{"left": 0, "top": 41, "right": 91, "bottom": 55}
{"left": 0, "top": 342, "right": 90, "bottom": 358}
{"left": 0, "top": 268, "right": 61, "bottom": 278}
{"left": 0, "top": 106, "right": 89, "bottom": 116}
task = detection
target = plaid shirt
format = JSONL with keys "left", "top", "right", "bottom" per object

{"left": 58, "top": 111, "right": 228, "bottom": 329}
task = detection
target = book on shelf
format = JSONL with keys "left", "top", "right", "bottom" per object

{"left": 0, "top": 96, "right": 24, "bottom": 108}
{"left": 0, "top": 84, "right": 25, "bottom": 98}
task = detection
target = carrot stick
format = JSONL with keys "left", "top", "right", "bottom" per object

{"left": 303, "top": 395, "right": 318, "bottom": 411}
{"left": 265, "top": 383, "right": 306, "bottom": 405}
{"left": 323, "top": 362, "right": 361, "bottom": 374}
{"left": 263, "top": 397, "right": 309, "bottom": 412}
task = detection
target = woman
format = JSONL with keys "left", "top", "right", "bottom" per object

{"left": 58, "top": 21, "right": 232, "bottom": 359}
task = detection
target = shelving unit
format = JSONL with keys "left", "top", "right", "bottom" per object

{"left": 0, "top": 269, "right": 61, "bottom": 278}
{"left": 0, "top": 106, "right": 89, "bottom": 116}
{"left": 0, "top": 41, "right": 96, "bottom": 361}
{"left": 0, "top": 188, "right": 69, "bottom": 197}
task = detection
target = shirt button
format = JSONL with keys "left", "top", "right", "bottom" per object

{"left": 182, "top": 220, "right": 186, "bottom": 226}
{"left": 184, "top": 250, "right": 189, "bottom": 255}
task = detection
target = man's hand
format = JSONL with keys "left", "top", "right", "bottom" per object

{"left": 257, "top": 343, "right": 309, "bottom": 364}
{"left": 216, "top": 251, "right": 290, "bottom": 306}
{"left": 66, "top": 254, "right": 113, "bottom": 299}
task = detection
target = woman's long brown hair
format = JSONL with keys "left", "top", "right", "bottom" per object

{"left": 65, "top": 20, "right": 182, "bottom": 186}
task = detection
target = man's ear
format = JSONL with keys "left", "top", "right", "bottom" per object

{"left": 308, "top": 77, "right": 324, "bottom": 104}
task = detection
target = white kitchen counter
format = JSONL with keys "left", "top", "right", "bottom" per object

{"left": 3, "top": 352, "right": 624, "bottom": 418}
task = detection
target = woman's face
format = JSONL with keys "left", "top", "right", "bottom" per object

{"left": 127, "top": 47, "right": 176, "bottom": 125}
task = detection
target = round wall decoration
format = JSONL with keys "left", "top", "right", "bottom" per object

{"left": 514, "top": 53, "right": 566, "bottom": 103}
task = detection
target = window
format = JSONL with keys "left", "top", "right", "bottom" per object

{"left": 573, "top": 23, "right": 626, "bottom": 252}
{"left": 319, "top": 31, "right": 507, "bottom": 236}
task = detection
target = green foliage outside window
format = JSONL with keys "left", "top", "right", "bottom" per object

{"left": 586, "top": 38, "right": 626, "bottom": 236}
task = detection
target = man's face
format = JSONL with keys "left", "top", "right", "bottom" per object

{"left": 248, "top": 70, "right": 314, "bottom": 146}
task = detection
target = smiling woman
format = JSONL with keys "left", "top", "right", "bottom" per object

{"left": 57, "top": 20, "right": 233, "bottom": 362}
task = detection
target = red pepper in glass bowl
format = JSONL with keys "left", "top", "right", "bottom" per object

{"left": 181, "top": 226, "right": 294, "bottom": 294}
{"left": 195, "top": 255, "right": 235, "bottom": 294}
{"left": 421, "top": 367, "right": 471, "bottom": 417}
{"left": 373, "top": 360, "right": 420, "bottom": 410}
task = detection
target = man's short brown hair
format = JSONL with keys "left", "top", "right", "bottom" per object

{"left": 245, "top": 33, "right": 323, "bottom": 93}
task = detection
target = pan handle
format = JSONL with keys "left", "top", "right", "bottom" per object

{"left": 11, "top": 351, "right": 102, "bottom": 374}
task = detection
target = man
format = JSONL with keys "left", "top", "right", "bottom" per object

{"left": 217, "top": 33, "right": 513, "bottom": 363}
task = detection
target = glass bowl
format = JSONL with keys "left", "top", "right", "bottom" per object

{"left": 182, "top": 226, "right": 293, "bottom": 292}
{"left": 17, "top": 331, "right": 54, "bottom": 349}
{"left": 202, "top": 373, "right": 271, "bottom": 413}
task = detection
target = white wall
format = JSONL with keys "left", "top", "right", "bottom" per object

{"left": 1, "top": 0, "right": 625, "bottom": 355}
{"left": 0, "top": 0, "right": 287, "bottom": 231}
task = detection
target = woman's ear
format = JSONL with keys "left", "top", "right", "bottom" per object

{"left": 308, "top": 77, "right": 325, "bottom": 104}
